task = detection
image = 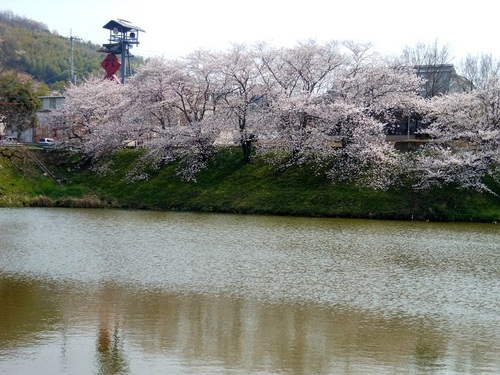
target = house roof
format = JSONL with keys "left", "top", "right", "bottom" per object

{"left": 415, "top": 64, "right": 456, "bottom": 73}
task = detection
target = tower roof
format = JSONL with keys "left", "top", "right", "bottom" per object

{"left": 102, "top": 19, "right": 145, "bottom": 33}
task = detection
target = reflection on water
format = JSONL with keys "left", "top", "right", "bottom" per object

{"left": 0, "top": 208, "right": 499, "bottom": 374}
{"left": 0, "top": 277, "right": 460, "bottom": 375}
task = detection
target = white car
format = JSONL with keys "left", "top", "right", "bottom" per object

{"left": 0, "top": 136, "right": 20, "bottom": 144}
{"left": 38, "top": 138, "right": 55, "bottom": 147}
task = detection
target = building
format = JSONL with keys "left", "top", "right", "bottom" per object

{"left": 1, "top": 95, "right": 65, "bottom": 142}
{"left": 415, "top": 64, "right": 470, "bottom": 98}
{"left": 34, "top": 95, "right": 65, "bottom": 142}
{"left": 389, "top": 64, "right": 471, "bottom": 137}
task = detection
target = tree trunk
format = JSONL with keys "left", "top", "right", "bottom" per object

{"left": 242, "top": 140, "right": 252, "bottom": 163}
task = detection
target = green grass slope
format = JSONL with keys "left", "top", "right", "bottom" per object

{"left": 1, "top": 147, "right": 500, "bottom": 222}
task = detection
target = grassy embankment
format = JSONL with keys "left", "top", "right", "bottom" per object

{"left": 1, "top": 146, "right": 500, "bottom": 222}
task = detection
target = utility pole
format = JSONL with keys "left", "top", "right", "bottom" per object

{"left": 69, "top": 30, "right": 80, "bottom": 84}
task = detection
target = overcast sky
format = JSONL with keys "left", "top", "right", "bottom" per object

{"left": 2, "top": 0, "right": 498, "bottom": 63}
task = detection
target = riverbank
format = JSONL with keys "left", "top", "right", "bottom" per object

{"left": 1, "top": 147, "right": 499, "bottom": 222}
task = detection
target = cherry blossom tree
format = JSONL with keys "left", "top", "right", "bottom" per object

{"left": 171, "top": 50, "right": 224, "bottom": 123}
{"left": 126, "top": 56, "right": 181, "bottom": 131}
{"left": 123, "top": 51, "right": 226, "bottom": 181}
{"left": 255, "top": 40, "right": 346, "bottom": 162}
{"left": 322, "top": 47, "right": 423, "bottom": 160}
{"left": 332, "top": 55, "right": 423, "bottom": 122}
{"left": 415, "top": 78, "right": 500, "bottom": 193}
{"left": 212, "top": 44, "right": 279, "bottom": 163}
{"left": 320, "top": 102, "right": 402, "bottom": 189}
{"left": 256, "top": 42, "right": 423, "bottom": 188}
{"left": 49, "top": 41, "right": 500, "bottom": 194}
{"left": 49, "top": 76, "right": 131, "bottom": 162}
{"left": 127, "top": 117, "right": 223, "bottom": 182}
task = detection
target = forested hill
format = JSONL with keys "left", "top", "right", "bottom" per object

{"left": 0, "top": 10, "right": 141, "bottom": 89}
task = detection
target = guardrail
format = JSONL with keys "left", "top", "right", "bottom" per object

{"left": 0, "top": 142, "right": 81, "bottom": 151}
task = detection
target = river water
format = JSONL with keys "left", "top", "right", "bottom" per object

{"left": 0, "top": 208, "right": 498, "bottom": 374}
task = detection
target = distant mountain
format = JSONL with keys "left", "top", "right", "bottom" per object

{"left": 0, "top": 10, "right": 143, "bottom": 88}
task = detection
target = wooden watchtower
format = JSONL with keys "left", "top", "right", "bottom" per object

{"left": 100, "top": 19, "right": 145, "bottom": 83}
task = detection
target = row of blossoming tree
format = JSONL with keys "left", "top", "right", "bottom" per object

{"left": 49, "top": 40, "right": 500, "bottom": 193}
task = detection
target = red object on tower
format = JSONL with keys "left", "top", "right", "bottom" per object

{"left": 101, "top": 53, "right": 121, "bottom": 74}
{"left": 100, "top": 19, "right": 145, "bottom": 84}
{"left": 101, "top": 53, "right": 121, "bottom": 82}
